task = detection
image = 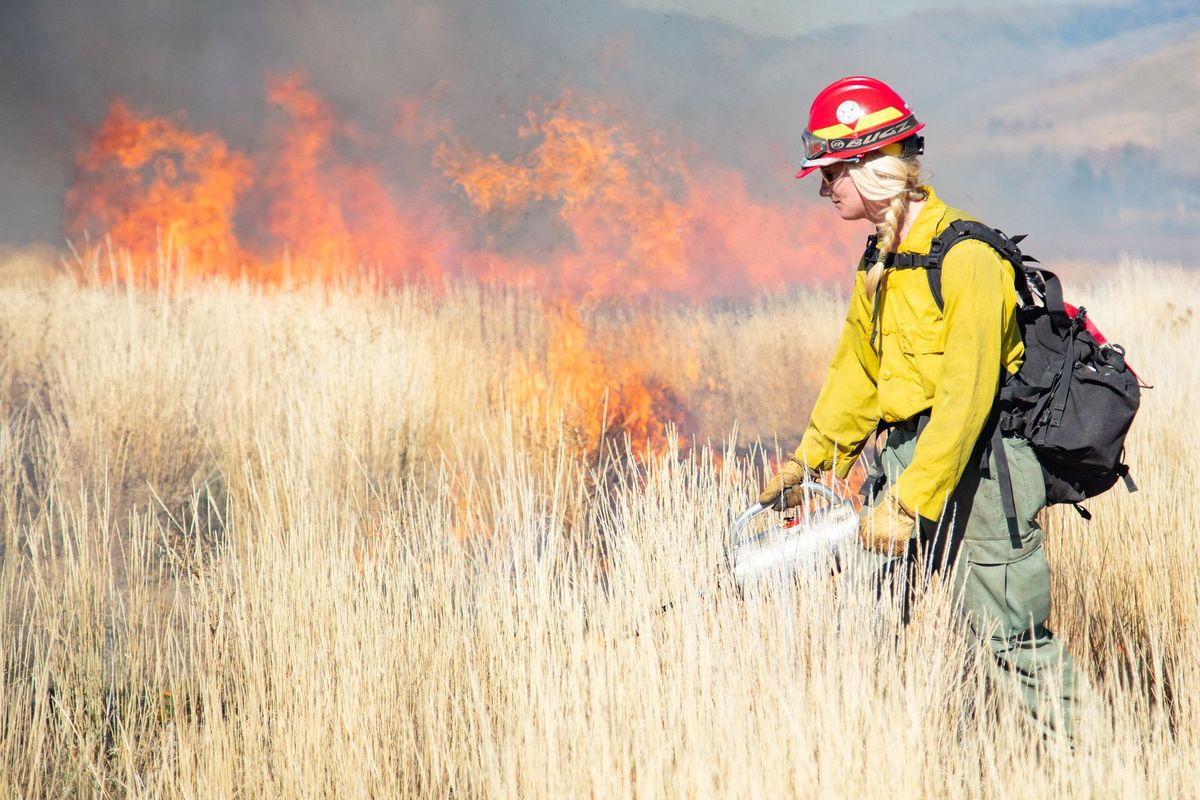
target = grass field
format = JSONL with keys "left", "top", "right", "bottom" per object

{"left": 1, "top": 255, "right": 1196, "bottom": 798}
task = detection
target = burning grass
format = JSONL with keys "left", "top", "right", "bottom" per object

{"left": 64, "top": 77, "right": 856, "bottom": 293}
{"left": 1, "top": 260, "right": 1198, "bottom": 797}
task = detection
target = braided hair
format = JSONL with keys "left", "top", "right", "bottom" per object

{"left": 849, "top": 152, "right": 927, "bottom": 297}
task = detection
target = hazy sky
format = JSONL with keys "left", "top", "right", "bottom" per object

{"left": 1, "top": 0, "right": 1198, "bottom": 265}
{"left": 613, "top": 0, "right": 1121, "bottom": 36}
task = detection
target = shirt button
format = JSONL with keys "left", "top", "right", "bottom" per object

{"left": 880, "top": 369, "right": 892, "bottom": 380}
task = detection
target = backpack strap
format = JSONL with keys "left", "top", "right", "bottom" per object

{"left": 989, "top": 421, "right": 1024, "bottom": 550}
{"left": 1036, "top": 269, "right": 1073, "bottom": 331}
{"left": 861, "top": 236, "right": 881, "bottom": 348}
{"left": 912, "top": 220, "right": 1027, "bottom": 311}
{"left": 918, "top": 221, "right": 1081, "bottom": 334}
{"left": 863, "top": 219, "right": 1044, "bottom": 309}
{"left": 861, "top": 234, "right": 879, "bottom": 265}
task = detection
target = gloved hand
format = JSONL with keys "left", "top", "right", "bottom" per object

{"left": 860, "top": 489, "right": 917, "bottom": 556}
{"left": 758, "top": 457, "right": 821, "bottom": 510}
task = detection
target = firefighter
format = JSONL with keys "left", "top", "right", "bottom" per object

{"left": 758, "top": 76, "right": 1080, "bottom": 738}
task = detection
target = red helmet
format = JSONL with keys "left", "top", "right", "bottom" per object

{"left": 796, "top": 76, "right": 924, "bottom": 179}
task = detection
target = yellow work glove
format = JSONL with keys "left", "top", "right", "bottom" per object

{"left": 758, "top": 457, "right": 820, "bottom": 510}
{"left": 860, "top": 489, "right": 917, "bottom": 556}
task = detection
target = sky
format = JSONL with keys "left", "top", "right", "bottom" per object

{"left": 614, "top": 0, "right": 1123, "bottom": 37}
{"left": 1, "top": 0, "right": 1198, "bottom": 270}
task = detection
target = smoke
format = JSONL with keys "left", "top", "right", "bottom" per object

{"left": 2, "top": 0, "right": 1198, "bottom": 267}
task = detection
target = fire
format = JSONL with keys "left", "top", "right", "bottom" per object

{"left": 66, "top": 99, "right": 251, "bottom": 277}
{"left": 68, "top": 78, "right": 853, "bottom": 295}
{"left": 67, "top": 76, "right": 457, "bottom": 284}
{"left": 508, "top": 301, "right": 692, "bottom": 458}
{"left": 438, "top": 95, "right": 854, "bottom": 299}
{"left": 256, "top": 75, "right": 453, "bottom": 283}
{"left": 258, "top": 76, "right": 357, "bottom": 276}
{"left": 65, "top": 76, "right": 851, "bottom": 458}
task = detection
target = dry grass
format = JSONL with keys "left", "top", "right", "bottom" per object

{"left": 0, "top": 258, "right": 1196, "bottom": 798}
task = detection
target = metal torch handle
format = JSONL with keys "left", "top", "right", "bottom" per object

{"left": 727, "top": 481, "right": 848, "bottom": 563}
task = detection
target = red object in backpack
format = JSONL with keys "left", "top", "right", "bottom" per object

{"left": 1064, "top": 302, "right": 1107, "bottom": 345}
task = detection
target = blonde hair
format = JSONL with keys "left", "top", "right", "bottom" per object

{"left": 849, "top": 151, "right": 926, "bottom": 298}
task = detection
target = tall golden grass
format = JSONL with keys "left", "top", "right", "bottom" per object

{"left": 0, "top": 256, "right": 1196, "bottom": 797}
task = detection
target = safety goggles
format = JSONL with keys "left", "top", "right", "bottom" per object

{"left": 802, "top": 130, "right": 833, "bottom": 162}
{"left": 800, "top": 131, "right": 866, "bottom": 173}
{"left": 801, "top": 126, "right": 924, "bottom": 167}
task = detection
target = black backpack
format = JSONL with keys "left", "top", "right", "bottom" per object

{"left": 864, "top": 219, "right": 1143, "bottom": 529}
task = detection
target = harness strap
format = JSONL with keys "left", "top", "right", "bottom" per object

{"left": 1047, "top": 316, "right": 1079, "bottom": 427}
{"left": 1039, "top": 270, "right": 1072, "bottom": 331}
{"left": 869, "top": 280, "right": 883, "bottom": 350}
{"left": 864, "top": 221, "right": 1037, "bottom": 315}
{"left": 1118, "top": 463, "right": 1138, "bottom": 493}
{"left": 862, "top": 236, "right": 943, "bottom": 349}
{"left": 862, "top": 235, "right": 883, "bottom": 349}
{"left": 990, "top": 424, "right": 1024, "bottom": 550}
{"left": 875, "top": 409, "right": 931, "bottom": 436}
{"left": 861, "top": 248, "right": 936, "bottom": 270}
{"left": 976, "top": 370, "right": 1024, "bottom": 549}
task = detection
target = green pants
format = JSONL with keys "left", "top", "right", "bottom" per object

{"left": 866, "top": 426, "right": 1081, "bottom": 739}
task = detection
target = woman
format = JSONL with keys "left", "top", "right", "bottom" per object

{"left": 758, "top": 76, "right": 1080, "bottom": 738}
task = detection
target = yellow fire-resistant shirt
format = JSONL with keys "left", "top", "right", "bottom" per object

{"left": 794, "top": 186, "right": 1025, "bottom": 520}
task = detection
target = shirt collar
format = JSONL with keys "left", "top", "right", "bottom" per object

{"left": 896, "top": 185, "right": 947, "bottom": 254}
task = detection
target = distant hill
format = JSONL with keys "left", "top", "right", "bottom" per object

{"left": 981, "top": 33, "right": 1200, "bottom": 172}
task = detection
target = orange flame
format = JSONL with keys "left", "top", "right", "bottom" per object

{"left": 508, "top": 301, "right": 692, "bottom": 459}
{"left": 257, "top": 75, "right": 453, "bottom": 283}
{"left": 68, "top": 76, "right": 459, "bottom": 284}
{"left": 66, "top": 99, "right": 251, "bottom": 277}
{"left": 65, "top": 77, "right": 850, "bottom": 459}
{"left": 438, "top": 95, "right": 854, "bottom": 299}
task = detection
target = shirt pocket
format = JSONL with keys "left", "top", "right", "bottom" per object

{"left": 898, "top": 323, "right": 944, "bottom": 403}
